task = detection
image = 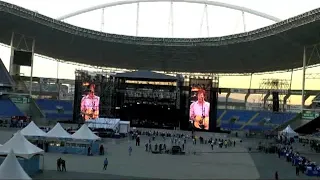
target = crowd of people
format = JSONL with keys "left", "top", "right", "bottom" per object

{"left": 130, "top": 129, "right": 238, "bottom": 155}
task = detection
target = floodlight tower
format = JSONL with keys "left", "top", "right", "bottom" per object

{"left": 259, "top": 79, "right": 290, "bottom": 111}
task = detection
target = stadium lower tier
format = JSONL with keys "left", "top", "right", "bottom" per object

{"left": 0, "top": 97, "right": 24, "bottom": 117}
{"left": 0, "top": 98, "right": 298, "bottom": 131}
{"left": 35, "top": 99, "right": 73, "bottom": 121}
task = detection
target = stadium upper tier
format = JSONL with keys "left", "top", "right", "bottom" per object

{"left": 1, "top": 1, "right": 320, "bottom": 73}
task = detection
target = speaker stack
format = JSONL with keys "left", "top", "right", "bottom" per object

{"left": 272, "top": 91, "right": 279, "bottom": 112}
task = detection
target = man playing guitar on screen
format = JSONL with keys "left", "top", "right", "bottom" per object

{"left": 80, "top": 84, "right": 100, "bottom": 121}
{"left": 189, "top": 89, "right": 210, "bottom": 130}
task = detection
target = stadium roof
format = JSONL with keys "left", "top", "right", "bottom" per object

{"left": 0, "top": 1, "right": 320, "bottom": 73}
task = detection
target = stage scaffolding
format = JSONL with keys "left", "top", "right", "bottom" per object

{"left": 258, "top": 78, "right": 290, "bottom": 111}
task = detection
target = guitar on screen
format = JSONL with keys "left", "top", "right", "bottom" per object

{"left": 81, "top": 108, "right": 99, "bottom": 120}
{"left": 193, "top": 115, "right": 209, "bottom": 130}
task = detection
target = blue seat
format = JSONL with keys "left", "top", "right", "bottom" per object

{"left": 35, "top": 99, "right": 73, "bottom": 120}
{"left": 221, "top": 110, "right": 256, "bottom": 123}
{"left": 253, "top": 111, "right": 297, "bottom": 124}
{"left": 0, "top": 98, "right": 24, "bottom": 117}
{"left": 36, "top": 99, "right": 73, "bottom": 111}
{"left": 217, "top": 109, "right": 298, "bottom": 131}
{"left": 217, "top": 109, "right": 223, "bottom": 118}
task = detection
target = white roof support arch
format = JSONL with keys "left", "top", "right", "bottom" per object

{"left": 57, "top": 0, "right": 282, "bottom": 22}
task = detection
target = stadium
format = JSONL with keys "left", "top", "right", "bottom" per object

{"left": 0, "top": 0, "right": 320, "bottom": 179}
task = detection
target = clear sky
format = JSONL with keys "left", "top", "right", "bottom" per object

{"left": 0, "top": 0, "right": 320, "bottom": 105}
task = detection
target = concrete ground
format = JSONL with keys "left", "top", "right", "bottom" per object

{"left": 0, "top": 128, "right": 318, "bottom": 179}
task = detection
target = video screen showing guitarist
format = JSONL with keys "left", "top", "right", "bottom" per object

{"left": 80, "top": 84, "right": 100, "bottom": 121}
{"left": 189, "top": 89, "right": 210, "bottom": 130}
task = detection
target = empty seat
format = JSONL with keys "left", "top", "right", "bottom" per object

{"left": 36, "top": 99, "right": 73, "bottom": 111}
{"left": 217, "top": 109, "right": 298, "bottom": 131}
{"left": 253, "top": 111, "right": 297, "bottom": 124}
{"left": 0, "top": 98, "right": 24, "bottom": 117}
{"left": 35, "top": 99, "right": 73, "bottom": 121}
{"left": 221, "top": 110, "right": 256, "bottom": 123}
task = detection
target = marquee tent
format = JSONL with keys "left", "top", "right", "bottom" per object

{"left": 20, "top": 121, "right": 46, "bottom": 137}
{"left": 0, "top": 150, "right": 31, "bottom": 180}
{"left": 45, "top": 123, "right": 72, "bottom": 139}
{"left": 0, "top": 131, "right": 44, "bottom": 159}
{"left": 280, "top": 125, "right": 298, "bottom": 137}
{"left": 71, "top": 124, "right": 101, "bottom": 141}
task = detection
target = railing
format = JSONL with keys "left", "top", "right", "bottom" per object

{"left": 29, "top": 97, "right": 45, "bottom": 118}
{"left": 273, "top": 113, "right": 302, "bottom": 132}
{"left": 312, "top": 93, "right": 320, "bottom": 103}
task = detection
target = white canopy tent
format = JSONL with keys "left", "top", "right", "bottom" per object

{"left": 20, "top": 121, "right": 46, "bottom": 137}
{"left": 0, "top": 131, "right": 44, "bottom": 159}
{"left": 280, "top": 125, "right": 298, "bottom": 137}
{"left": 0, "top": 150, "right": 31, "bottom": 180}
{"left": 71, "top": 124, "right": 101, "bottom": 141}
{"left": 45, "top": 123, "right": 72, "bottom": 139}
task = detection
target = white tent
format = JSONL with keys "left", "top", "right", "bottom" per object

{"left": 20, "top": 121, "right": 46, "bottom": 137}
{"left": 71, "top": 124, "right": 101, "bottom": 141}
{"left": 0, "top": 131, "right": 44, "bottom": 159}
{"left": 45, "top": 123, "right": 72, "bottom": 139}
{"left": 281, "top": 125, "right": 298, "bottom": 137}
{"left": 0, "top": 150, "right": 31, "bottom": 180}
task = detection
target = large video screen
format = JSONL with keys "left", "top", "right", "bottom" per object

{"left": 80, "top": 83, "right": 100, "bottom": 121}
{"left": 189, "top": 79, "right": 212, "bottom": 130}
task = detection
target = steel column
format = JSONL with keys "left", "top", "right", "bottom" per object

{"left": 29, "top": 39, "right": 36, "bottom": 96}
{"left": 56, "top": 59, "right": 60, "bottom": 80}
{"left": 289, "top": 69, "right": 293, "bottom": 90}
{"left": 249, "top": 73, "right": 253, "bottom": 89}
{"left": 56, "top": 59, "right": 60, "bottom": 100}
{"left": 135, "top": 3, "right": 140, "bottom": 36}
{"left": 9, "top": 32, "right": 15, "bottom": 75}
{"left": 242, "top": 11, "right": 246, "bottom": 32}
{"left": 101, "top": 8, "right": 105, "bottom": 32}
{"left": 205, "top": 4, "right": 210, "bottom": 37}
{"left": 301, "top": 47, "right": 306, "bottom": 112}
{"left": 168, "top": 1, "right": 174, "bottom": 37}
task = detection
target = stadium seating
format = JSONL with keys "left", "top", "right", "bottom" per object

{"left": 221, "top": 110, "right": 256, "bottom": 123}
{"left": 218, "top": 109, "right": 297, "bottom": 131}
{"left": 0, "top": 98, "right": 24, "bottom": 117}
{"left": 35, "top": 99, "right": 73, "bottom": 120}
{"left": 253, "top": 111, "right": 297, "bottom": 125}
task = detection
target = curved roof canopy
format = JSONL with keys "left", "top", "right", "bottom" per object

{"left": 57, "top": 0, "right": 281, "bottom": 22}
{"left": 0, "top": 1, "right": 320, "bottom": 73}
